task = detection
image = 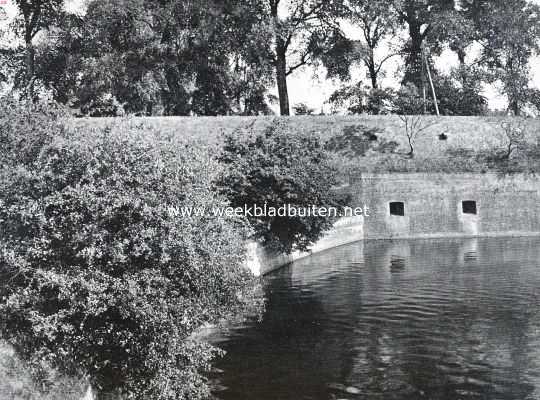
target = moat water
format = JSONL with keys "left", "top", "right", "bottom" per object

{"left": 208, "top": 237, "right": 540, "bottom": 400}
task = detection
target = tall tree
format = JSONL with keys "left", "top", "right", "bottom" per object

{"left": 393, "top": 0, "right": 457, "bottom": 89}
{"left": 464, "top": 0, "right": 540, "bottom": 115}
{"left": 346, "top": 0, "right": 400, "bottom": 89}
{"left": 11, "top": 0, "right": 64, "bottom": 98}
{"left": 262, "top": 0, "right": 347, "bottom": 115}
{"left": 22, "top": 0, "right": 273, "bottom": 116}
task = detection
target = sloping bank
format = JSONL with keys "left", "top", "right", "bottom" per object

{"left": 246, "top": 172, "right": 540, "bottom": 275}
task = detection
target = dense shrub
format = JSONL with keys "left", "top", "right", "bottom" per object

{"left": 392, "top": 73, "right": 487, "bottom": 116}
{"left": 392, "top": 83, "right": 428, "bottom": 115}
{"left": 0, "top": 98, "right": 68, "bottom": 166}
{"left": 327, "top": 83, "right": 394, "bottom": 115}
{"left": 434, "top": 72, "right": 488, "bottom": 116}
{"left": 292, "top": 102, "right": 315, "bottom": 115}
{"left": 0, "top": 104, "right": 261, "bottom": 400}
{"left": 218, "top": 120, "right": 349, "bottom": 254}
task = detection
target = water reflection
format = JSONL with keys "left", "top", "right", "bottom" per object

{"left": 460, "top": 238, "right": 479, "bottom": 264}
{"left": 208, "top": 237, "right": 540, "bottom": 400}
{"left": 390, "top": 256, "right": 406, "bottom": 272}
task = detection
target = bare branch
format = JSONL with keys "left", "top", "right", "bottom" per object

{"left": 374, "top": 52, "right": 402, "bottom": 75}
{"left": 287, "top": 51, "right": 311, "bottom": 75}
{"left": 398, "top": 115, "right": 439, "bottom": 157}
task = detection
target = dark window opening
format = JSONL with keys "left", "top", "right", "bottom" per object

{"left": 389, "top": 202, "right": 405, "bottom": 216}
{"left": 462, "top": 200, "right": 477, "bottom": 215}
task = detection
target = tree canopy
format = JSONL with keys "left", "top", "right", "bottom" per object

{"left": 1, "top": 0, "right": 540, "bottom": 115}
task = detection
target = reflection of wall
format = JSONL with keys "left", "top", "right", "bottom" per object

{"left": 246, "top": 216, "right": 365, "bottom": 276}
{"left": 457, "top": 238, "right": 479, "bottom": 266}
{"left": 290, "top": 241, "right": 365, "bottom": 287}
{"left": 247, "top": 173, "right": 540, "bottom": 275}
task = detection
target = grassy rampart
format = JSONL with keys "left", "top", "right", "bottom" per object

{"left": 71, "top": 115, "right": 540, "bottom": 175}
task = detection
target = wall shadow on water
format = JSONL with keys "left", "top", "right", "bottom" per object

{"left": 209, "top": 237, "right": 540, "bottom": 400}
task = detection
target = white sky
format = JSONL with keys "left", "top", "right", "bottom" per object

{"left": 1, "top": 0, "right": 539, "bottom": 114}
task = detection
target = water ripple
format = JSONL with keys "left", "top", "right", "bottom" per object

{"left": 209, "top": 237, "right": 540, "bottom": 400}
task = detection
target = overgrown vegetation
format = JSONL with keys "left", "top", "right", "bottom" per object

{"left": 218, "top": 120, "right": 349, "bottom": 254}
{"left": 0, "top": 101, "right": 262, "bottom": 400}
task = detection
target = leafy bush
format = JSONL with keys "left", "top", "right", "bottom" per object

{"left": 434, "top": 70, "right": 488, "bottom": 116}
{"left": 218, "top": 120, "right": 349, "bottom": 254}
{"left": 327, "top": 83, "right": 394, "bottom": 115}
{"left": 78, "top": 94, "right": 124, "bottom": 117}
{"left": 392, "top": 70, "right": 488, "bottom": 116}
{"left": 292, "top": 102, "right": 315, "bottom": 115}
{"left": 0, "top": 104, "right": 261, "bottom": 400}
{"left": 392, "top": 83, "right": 428, "bottom": 115}
{"left": 0, "top": 98, "right": 68, "bottom": 166}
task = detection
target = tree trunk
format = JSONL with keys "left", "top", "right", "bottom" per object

{"left": 403, "top": 20, "right": 424, "bottom": 91}
{"left": 367, "top": 57, "right": 378, "bottom": 89}
{"left": 506, "top": 58, "right": 520, "bottom": 116}
{"left": 457, "top": 48, "right": 466, "bottom": 65}
{"left": 270, "top": 0, "right": 290, "bottom": 116}
{"left": 509, "top": 99, "right": 520, "bottom": 116}
{"left": 25, "top": 39, "right": 35, "bottom": 99}
{"left": 275, "top": 42, "right": 290, "bottom": 116}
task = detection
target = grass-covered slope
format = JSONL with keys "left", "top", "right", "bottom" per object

{"left": 71, "top": 115, "right": 540, "bottom": 174}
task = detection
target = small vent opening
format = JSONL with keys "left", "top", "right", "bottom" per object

{"left": 389, "top": 202, "right": 405, "bottom": 216}
{"left": 462, "top": 200, "right": 477, "bottom": 215}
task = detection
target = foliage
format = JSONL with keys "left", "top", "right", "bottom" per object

{"left": 390, "top": 69, "right": 487, "bottom": 116}
{"left": 0, "top": 102, "right": 261, "bottom": 400}
{"left": 393, "top": 0, "right": 458, "bottom": 89}
{"left": 464, "top": 0, "right": 540, "bottom": 115}
{"left": 0, "top": 98, "right": 68, "bottom": 166}
{"left": 434, "top": 67, "right": 488, "bottom": 116}
{"left": 327, "top": 82, "right": 394, "bottom": 114}
{"left": 10, "top": 0, "right": 64, "bottom": 42}
{"left": 218, "top": 120, "right": 349, "bottom": 253}
{"left": 2, "top": 0, "right": 539, "bottom": 117}
{"left": 78, "top": 94, "right": 123, "bottom": 117}
{"left": 343, "top": 0, "right": 401, "bottom": 89}
{"left": 4, "top": 0, "right": 275, "bottom": 116}
{"left": 292, "top": 102, "right": 315, "bottom": 115}
{"left": 392, "top": 83, "right": 428, "bottom": 115}
{"left": 257, "top": 0, "right": 349, "bottom": 115}
{"left": 4, "top": 0, "right": 65, "bottom": 98}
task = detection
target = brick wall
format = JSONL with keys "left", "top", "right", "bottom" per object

{"left": 350, "top": 173, "right": 540, "bottom": 240}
